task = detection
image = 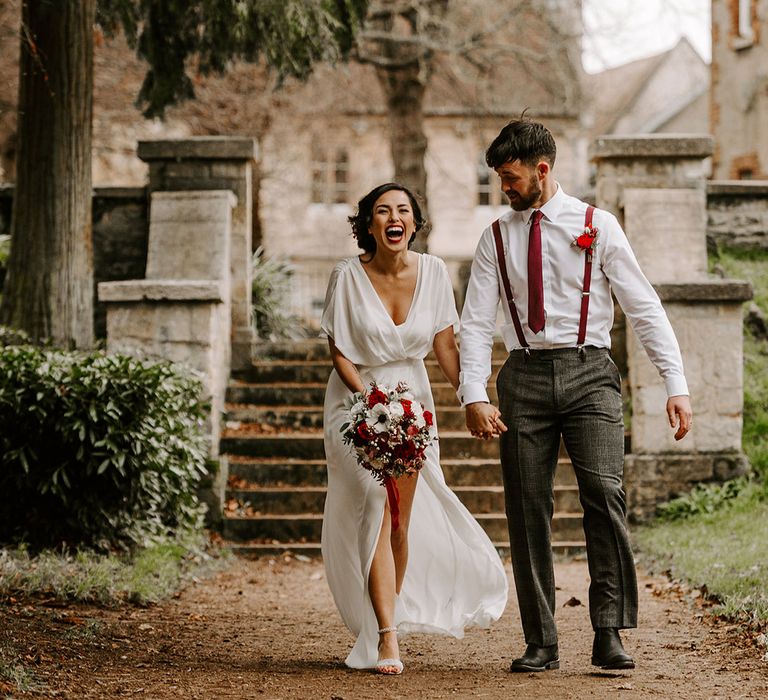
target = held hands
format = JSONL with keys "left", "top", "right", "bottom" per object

{"left": 667, "top": 395, "right": 693, "bottom": 441}
{"left": 465, "top": 402, "right": 508, "bottom": 440}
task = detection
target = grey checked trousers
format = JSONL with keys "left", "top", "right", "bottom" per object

{"left": 496, "top": 346, "right": 638, "bottom": 647}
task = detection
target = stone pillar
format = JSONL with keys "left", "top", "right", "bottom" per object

{"left": 592, "top": 135, "right": 753, "bottom": 521}
{"left": 138, "top": 137, "right": 257, "bottom": 371}
{"left": 98, "top": 190, "right": 237, "bottom": 522}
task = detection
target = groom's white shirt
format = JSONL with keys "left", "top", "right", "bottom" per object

{"left": 458, "top": 184, "right": 689, "bottom": 406}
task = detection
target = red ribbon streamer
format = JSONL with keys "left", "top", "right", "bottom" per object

{"left": 384, "top": 476, "right": 400, "bottom": 531}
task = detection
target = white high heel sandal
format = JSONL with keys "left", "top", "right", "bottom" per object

{"left": 375, "top": 626, "right": 403, "bottom": 675}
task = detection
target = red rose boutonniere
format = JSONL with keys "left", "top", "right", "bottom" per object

{"left": 572, "top": 224, "right": 599, "bottom": 258}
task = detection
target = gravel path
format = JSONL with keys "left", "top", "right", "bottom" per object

{"left": 2, "top": 555, "right": 767, "bottom": 699}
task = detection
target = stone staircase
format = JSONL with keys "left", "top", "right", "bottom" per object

{"left": 220, "top": 340, "right": 587, "bottom": 557}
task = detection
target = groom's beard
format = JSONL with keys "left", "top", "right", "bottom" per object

{"left": 506, "top": 174, "right": 542, "bottom": 211}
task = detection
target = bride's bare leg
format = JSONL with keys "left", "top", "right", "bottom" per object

{"left": 368, "top": 474, "right": 418, "bottom": 671}
{"left": 391, "top": 473, "right": 419, "bottom": 594}
{"left": 368, "top": 501, "right": 399, "bottom": 670}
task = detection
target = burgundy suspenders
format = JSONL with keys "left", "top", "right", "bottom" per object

{"left": 576, "top": 206, "right": 595, "bottom": 348}
{"left": 492, "top": 205, "right": 596, "bottom": 351}
{"left": 492, "top": 219, "right": 529, "bottom": 349}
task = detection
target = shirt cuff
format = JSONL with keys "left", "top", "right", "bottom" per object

{"left": 457, "top": 383, "right": 490, "bottom": 407}
{"left": 664, "top": 375, "right": 689, "bottom": 397}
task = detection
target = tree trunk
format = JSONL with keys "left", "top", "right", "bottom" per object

{"left": 375, "top": 62, "right": 430, "bottom": 252}
{"left": 0, "top": 0, "right": 95, "bottom": 347}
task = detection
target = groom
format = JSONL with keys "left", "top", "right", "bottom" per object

{"left": 458, "top": 119, "right": 692, "bottom": 672}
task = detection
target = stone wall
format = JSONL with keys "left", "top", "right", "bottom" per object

{"left": 138, "top": 138, "right": 256, "bottom": 371}
{"left": 707, "top": 180, "right": 768, "bottom": 251}
{"left": 593, "top": 134, "right": 753, "bottom": 522}
{"left": 0, "top": 185, "right": 150, "bottom": 338}
{"left": 92, "top": 188, "right": 149, "bottom": 338}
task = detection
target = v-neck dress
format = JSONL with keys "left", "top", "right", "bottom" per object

{"left": 320, "top": 253, "right": 508, "bottom": 669}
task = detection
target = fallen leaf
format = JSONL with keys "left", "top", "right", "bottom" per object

{"left": 53, "top": 615, "right": 86, "bottom": 626}
{"left": 563, "top": 596, "right": 582, "bottom": 607}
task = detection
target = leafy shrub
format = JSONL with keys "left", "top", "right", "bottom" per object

{"left": 0, "top": 346, "right": 209, "bottom": 550}
{"left": 656, "top": 477, "right": 753, "bottom": 522}
{"left": 251, "top": 245, "right": 305, "bottom": 340}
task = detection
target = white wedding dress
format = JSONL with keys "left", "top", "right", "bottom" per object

{"left": 320, "top": 253, "right": 508, "bottom": 669}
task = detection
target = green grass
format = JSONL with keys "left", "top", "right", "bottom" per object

{"left": 715, "top": 247, "right": 768, "bottom": 486}
{"left": 636, "top": 499, "right": 768, "bottom": 624}
{"left": 636, "top": 248, "right": 768, "bottom": 627}
{"left": 0, "top": 532, "right": 229, "bottom": 606}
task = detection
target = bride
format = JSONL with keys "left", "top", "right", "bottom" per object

{"left": 320, "top": 182, "right": 508, "bottom": 674}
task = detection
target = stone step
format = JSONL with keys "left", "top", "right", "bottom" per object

{"left": 253, "top": 341, "right": 332, "bottom": 361}
{"left": 227, "top": 484, "right": 582, "bottom": 516}
{"left": 223, "top": 514, "right": 324, "bottom": 542}
{"left": 252, "top": 340, "right": 511, "bottom": 362}
{"left": 226, "top": 540, "right": 586, "bottom": 558}
{"left": 222, "top": 511, "right": 584, "bottom": 544}
{"left": 235, "top": 360, "right": 503, "bottom": 385}
{"left": 224, "top": 404, "right": 470, "bottom": 431}
{"left": 225, "top": 405, "right": 326, "bottom": 430}
{"left": 226, "top": 457, "right": 579, "bottom": 488}
{"left": 221, "top": 430, "right": 629, "bottom": 462}
{"left": 221, "top": 430, "right": 522, "bottom": 460}
{"left": 226, "top": 383, "right": 327, "bottom": 406}
{"left": 225, "top": 382, "right": 498, "bottom": 406}
{"left": 227, "top": 458, "right": 328, "bottom": 486}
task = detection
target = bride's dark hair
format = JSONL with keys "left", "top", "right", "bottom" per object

{"left": 348, "top": 182, "right": 428, "bottom": 253}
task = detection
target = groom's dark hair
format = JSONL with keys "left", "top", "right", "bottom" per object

{"left": 348, "top": 182, "right": 427, "bottom": 254}
{"left": 485, "top": 118, "right": 557, "bottom": 169}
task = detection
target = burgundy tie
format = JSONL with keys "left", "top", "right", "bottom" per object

{"left": 527, "top": 210, "right": 545, "bottom": 334}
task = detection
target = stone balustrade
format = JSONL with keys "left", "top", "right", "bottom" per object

{"left": 98, "top": 189, "right": 237, "bottom": 522}
{"left": 593, "top": 134, "right": 753, "bottom": 521}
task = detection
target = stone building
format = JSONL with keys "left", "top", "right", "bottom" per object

{"left": 586, "top": 37, "right": 709, "bottom": 140}
{"left": 0, "top": 0, "right": 591, "bottom": 326}
{"left": 711, "top": 0, "right": 768, "bottom": 179}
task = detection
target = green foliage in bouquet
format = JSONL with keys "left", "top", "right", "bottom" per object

{"left": 0, "top": 345, "right": 209, "bottom": 550}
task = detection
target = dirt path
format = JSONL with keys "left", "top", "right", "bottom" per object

{"left": 2, "top": 555, "right": 767, "bottom": 699}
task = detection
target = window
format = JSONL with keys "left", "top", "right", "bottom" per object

{"left": 738, "top": 0, "right": 754, "bottom": 41}
{"left": 477, "top": 153, "right": 506, "bottom": 207}
{"left": 310, "top": 144, "right": 349, "bottom": 204}
{"left": 738, "top": 169, "right": 754, "bottom": 180}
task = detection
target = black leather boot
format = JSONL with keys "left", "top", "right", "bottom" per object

{"left": 591, "top": 628, "right": 635, "bottom": 669}
{"left": 510, "top": 643, "right": 560, "bottom": 672}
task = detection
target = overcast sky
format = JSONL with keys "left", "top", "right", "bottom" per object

{"left": 582, "top": 0, "right": 710, "bottom": 73}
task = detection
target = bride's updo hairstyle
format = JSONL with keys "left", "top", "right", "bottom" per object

{"left": 348, "top": 182, "right": 428, "bottom": 253}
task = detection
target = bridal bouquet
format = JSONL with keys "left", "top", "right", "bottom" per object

{"left": 340, "top": 381, "right": 435, "bottom": 527}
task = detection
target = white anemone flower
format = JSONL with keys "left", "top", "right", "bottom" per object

{"left": 366, "top": 403, "right": 392, "bottom": 433}
{"left": 388, "top": 402, "right": 405, "bottom": 420}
